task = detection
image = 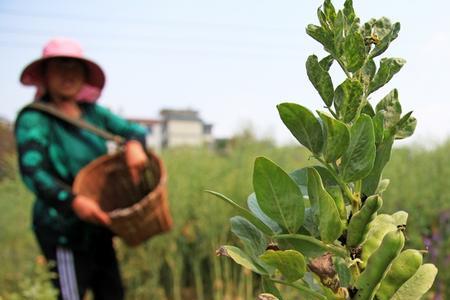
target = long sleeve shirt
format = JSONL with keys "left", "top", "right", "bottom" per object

{"left": 15, "top": 101, "right": 147, "bottom": 249}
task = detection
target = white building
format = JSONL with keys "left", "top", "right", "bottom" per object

{"left": 127, "top": 118, "right": 163, "bottom": 151}
{"left": 128, "top": 109, "right": 213, "bottom": 150}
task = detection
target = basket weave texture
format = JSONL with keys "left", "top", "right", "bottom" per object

{"left": 73, "top": 150, "right": 172, "bottom": 246}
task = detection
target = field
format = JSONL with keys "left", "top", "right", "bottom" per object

{"left": 0, "top": 137, "right": 449, "bottom": 299}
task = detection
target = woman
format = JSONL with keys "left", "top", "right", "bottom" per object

{"left": 15, "top": 38, "right": 148, "bottom": 300}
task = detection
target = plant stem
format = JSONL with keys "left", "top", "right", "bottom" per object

{"left": 270, "top": 279, "right": 327, "bottom": 300}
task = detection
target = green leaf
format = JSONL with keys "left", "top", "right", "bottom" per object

{"left": 361, "top": 102, "right": 375, "bottom": 117}
{"left": 262, "top": 277, "right": 284, "bottom": 300}
{"left": 319, "top": 55, "right": 334, "bottom": 71}
{"left": 373, "top": 111, "right": 385, "bottom": 145}
{"left": 333, "top": 79, "right": 364, "bottom": 123}
{"left": 334, "top": 256, "right": 352, "bottom": 287}
{"left": 318, "top": 111, "right": 350, "bottom": 162}
{"left": 205, "top": 190, "right": 274, "bottom": 236}
{"left": 395, "top": 113, "right": 416, "bottom": 140}
{"left": 373, "top": 17, "right": 395, "bottom": 40}
{"left": 260, "top": 250, "right": 307, "bottom": 282}
{"left": 343, "top": 0, "right": 356, "bottom": 24}
{"left": 277, "top": 236, "right": 325, "bottom": 258}
{"left": 370, "top": 21, "right": 400, "bottom": 59}
{"left": 333, "top": 11, "right": 345, "bottom": 57}
{"left": 361, "top": 18, "right": 376, "bottom": 40}
{"left": 317, "top": 8, "right": 329, "bottom": 31}
{"left": 306, "top": 55, "right": 335, "bottom": 107}
{"left": 326, "top": 186, "right": 347, "bottom": 221}
{"left": 340, "top": 114, "right": 376, "bottom": 182}
{"left": 369, "top": 58, "right": 406, "bottom": 94}
{"left": 274, "top": 276, "right": 328, "bottom": 300}
{"left": 376, "top": 89, "right": 402, "bottom": 130}
{"left": 276, "top": 234, "right": 347, "bottom": 258}
{"left": 230, "top": 216, "right": 268, "bottom": 257}
{"left": 218, "top": 245, "right": 268, "bottom": 275}
{"left": 361, "top": 135, "right": 394, "bottom": 195}
{"left": 277, "top": 103, "right": 324, "bottom": 154}
{"left": 391, "top": 264, "right": 438, "bottom": 300}
{"left": 359, "top": 59, "right": 376, "bottom": 89}
{"left": 306, "top": 24, "right": 335, "bottom": 54}
{"left": 323, "top": 0, "right": 336, "bottom": 25}
{"left": 303, "top": 207, "right": 320, "bottom": 237}
{"left": 247, "top": 193, "right": 283, "bottom": 234}
{"left": 342, "top": 27, "right": 366, "bottom": 72}
{"left": 307, "top": 168, "right": 344, "bottom": 243}
{"left": 314, "top": 165, "right": 339, "bottom": 187}
{"left": 289, "top": 168, "right": 308, "bottom": 195}
{"left": 253, "top": 157, "right": 305, "bottom": 233}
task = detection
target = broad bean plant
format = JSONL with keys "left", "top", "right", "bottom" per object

{"left": 207, "top": 1, "right": 438, "bottom": 299}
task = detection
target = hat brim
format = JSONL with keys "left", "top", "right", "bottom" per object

{"left": 20, "top": 55, "right": 106, "bottom": 90}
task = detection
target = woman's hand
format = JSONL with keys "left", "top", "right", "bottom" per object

{"left": 125, "top": 140, "right": 148, "bottom": 185}
{"left": 72, "top": 195, "right": 111, "bottom": 226}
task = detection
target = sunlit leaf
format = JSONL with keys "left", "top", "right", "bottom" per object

{"left": 395, "top": 113, "right": 416, "bottom": 139}
{"left": 370, "top": 21, "right": 400, "bottom": 59}
{"left": 361, "top": 135, "right": 394, "bottom": 199}
{"left": 260, "top": 250, "right": 307, "bottom": 282}
{"left": 340, "top": 114, "right": 376, "bottom": 182}
{"left": 248, "top": 193, "right": 283, "bottom": 234}
{"left": 318, "top": 111, "right": 350, "bottom": 162}
{"left": 369, "top": 58, "right": 406, "bottom": 94}
{"left": 319, "top": 55, "right": 334, "bottom": 71}
{"left": 306, "top": 55, "right": 334, "bottom": 107}
{"left": 306, "top": 24, "right": 335, "bottom": 54}
{"left": 205, "top": 190, "right": 274, "bottom": 235}
{"left": 277, "top": 103, "right": 324, "bottom": 154}
{"left": 308, "top": 168, "right": 344, "bottom": 242}
{"left": 231, "top": 216, "right": 268, "bottom": 257}
{"left": 333, "top": 79, "right": 364, "bottom": 123}
{"left": 376, "top": 89, "right": 402, "bottom": 131}
{"left": 217, "top": 245, "right": 268, "bottom": 275}
{"left": 342, "top": 26, "right": 366, "bottom": 72}
{"left": 253, "top": 157, "right": 305, "bottom": 233}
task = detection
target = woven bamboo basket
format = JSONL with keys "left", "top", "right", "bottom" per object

{"left": 73, "top": 150, "right": 172, "bottom": 246}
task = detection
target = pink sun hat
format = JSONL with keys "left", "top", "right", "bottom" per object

{"left": 20, "top": 37, "right": 106, "bottom": 102}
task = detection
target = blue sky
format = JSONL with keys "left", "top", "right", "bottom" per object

{"left": 1, "top": 0, "right": 449, "bottom": 145}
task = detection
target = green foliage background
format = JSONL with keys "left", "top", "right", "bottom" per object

{"left": 0, "top": 138, "right": 448, "bottom": 299}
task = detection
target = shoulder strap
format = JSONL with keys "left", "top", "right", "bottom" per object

{"left": 26, "top": 102, "right": 126, "bottom": 145}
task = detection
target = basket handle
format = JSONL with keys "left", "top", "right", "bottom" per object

{"left": 26, "top": 102, "right": 126, "bottom": 146}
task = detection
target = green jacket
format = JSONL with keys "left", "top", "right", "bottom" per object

{"left": 15, "top": 101, "right": 147, "bottom": 249}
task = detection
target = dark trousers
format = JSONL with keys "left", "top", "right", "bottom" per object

{"left": 36, "top": 233, "right": 124, "bottom": 300}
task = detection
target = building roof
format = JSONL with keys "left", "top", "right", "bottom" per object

{"left": 127, "top": 118, "right": 162, "bottom": 126}
{"left": 160, "top": 109, "right": 202, "bottom": 122}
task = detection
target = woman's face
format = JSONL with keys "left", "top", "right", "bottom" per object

{"left": 45, "top": 58, "right": 86, "bottom": 101}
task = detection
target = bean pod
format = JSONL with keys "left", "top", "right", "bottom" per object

{"left": 346, "top": 195, "right": 382, "bottom": 248}
{"left": 354, "top": 229, "right": 405, "bottom": 300}
{"left": 360, "top": 214, "right": 397, "bottom": 268}
{"left": 390, "top": 264, "right": 438, "bottom": 300}
{"left": 375, "top": 249, "right": 423, "bottom": 300}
